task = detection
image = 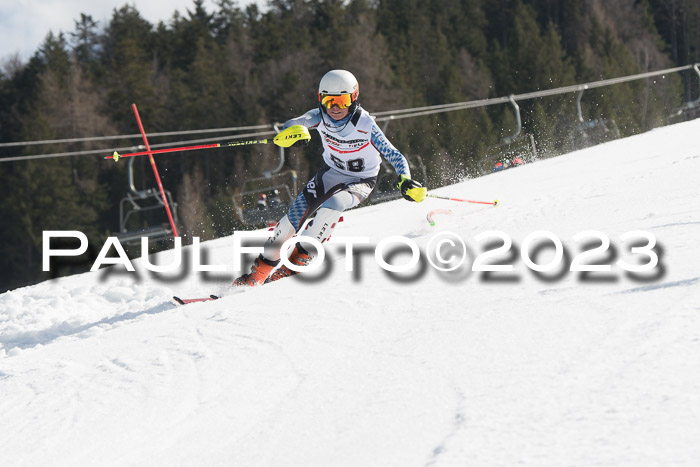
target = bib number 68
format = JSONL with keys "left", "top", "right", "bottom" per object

{"left": 330, "top": 155, "right": 365, "bottom": 173}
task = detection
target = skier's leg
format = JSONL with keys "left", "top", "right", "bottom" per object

{"left": 233, "top": 168, "right": 334, "bottom": 286}
{"left": 286, "top": 165, "right": 344, "bottom": 231}
{"left": 261, "top": 173, "right": 339, "bottom": 262}
{"left": 236, "top": 168, "right": 374, "bottom": 286}
{"left": 300, "top": 191, "right": 359, "bottom": 243}
{"left": 262, "top": 214, "right": 296, "bottom": 262}
{"left": 267, "top": 190, "right": 363, "bottom": 282}
{"left": 233, "top": 207, "right": 300, "bottom": 286}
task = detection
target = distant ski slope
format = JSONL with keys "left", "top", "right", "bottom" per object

{"left": 1, "top": 119, "right": 699, "bottom": 466}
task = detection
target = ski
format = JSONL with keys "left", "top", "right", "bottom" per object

{"left": 172, "top": 295, "right": 219, "bottom": 305}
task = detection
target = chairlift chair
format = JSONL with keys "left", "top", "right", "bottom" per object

{"left": 115, "top": 157, "right": 178, "bottom": 246}
{"left": 668, "top": 64, "right": 700, "bottom": 124}
{"left": 569, "top": 86, "right": 621, "bottom": 149}
{"left": 669, "top": 101, "right": 700, "bottom": 123}
{"left": 233, "top": 181, "right": 296, "bottom": 227}
{"left": 481, "top": 95, "right": 537, "bottom": 174}
{"left": 231, "top": 123, "right": 302, "bottom": 227}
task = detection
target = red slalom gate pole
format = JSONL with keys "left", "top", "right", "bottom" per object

{"left": 427, "top": 193, "right": 499, "bottom": 206}
{"left": 131, "top": 103, "right": 179, "bottom": 238}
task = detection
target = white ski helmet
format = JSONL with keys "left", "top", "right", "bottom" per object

{"left": 318, "top": 70, "right": 359, "bottom": 113}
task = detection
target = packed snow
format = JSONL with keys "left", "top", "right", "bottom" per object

{"left": 1, "top": 119, "right": 699, "bottom": 466}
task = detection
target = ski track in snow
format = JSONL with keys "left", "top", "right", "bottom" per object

{"left": 1, "top": 119, "right": 700, "bottom": 466}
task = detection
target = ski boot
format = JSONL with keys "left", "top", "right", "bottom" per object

{"left": 233, "top": 254, "right": 279, "bottom": 287}
{"left": 266, "top": 244, "right": 312, "bottom": 283}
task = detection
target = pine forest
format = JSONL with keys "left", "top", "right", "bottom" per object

{"left": 1, "top": 0, "right": 699, "bottom": 291}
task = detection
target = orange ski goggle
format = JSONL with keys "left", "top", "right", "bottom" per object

{"left": 319, "top": 93, "right": 354, "bottom": 109}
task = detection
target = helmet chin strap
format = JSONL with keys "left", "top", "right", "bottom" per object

{"left": 319, "top": 103, "right": 360, "bottom": 134}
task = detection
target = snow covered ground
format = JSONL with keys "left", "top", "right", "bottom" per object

{"left": 1, "top": 119, "right": 699, "bottom": 466}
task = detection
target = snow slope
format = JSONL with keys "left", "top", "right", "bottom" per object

{"left": 1, "top": 119, "right": 699, "bottom": 467}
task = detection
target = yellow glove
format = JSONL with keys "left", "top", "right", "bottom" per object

{"left": 396, "top": 175, "right": 427, "bottom": 202}
{"left": 273, "top": 125, "right": 311, "bottom": 148}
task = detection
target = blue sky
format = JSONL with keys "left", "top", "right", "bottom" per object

{"left": 0, "top": 0, "right": 260, "bottom": 63}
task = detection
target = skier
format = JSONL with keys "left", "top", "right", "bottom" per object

{"left": 233, "top": 70, "right": 427, "bottom": 286}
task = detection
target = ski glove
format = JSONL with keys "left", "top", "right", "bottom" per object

{"left": 274, "top": 125, "right": 311, "bottom": 148}
{"left": 397, "top": 175, "right": 427, "bottom": 202}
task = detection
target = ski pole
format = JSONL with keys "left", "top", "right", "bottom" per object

{"left": 107, "top": 139, "right": 266, "bottom": 161}
{"left": 106, "top": 125, "right": 311, "bottom": 161}
{"left": 427, "top": 194, "right": 499, "bottom": 206}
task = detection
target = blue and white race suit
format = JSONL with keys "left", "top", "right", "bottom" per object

{"left": 283, "top": 106, "right": 411, "bottom": 229}
{"left": 261, "top": 106, "right": 414, "bottom": 262}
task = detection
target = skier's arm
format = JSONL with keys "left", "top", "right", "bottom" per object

{"left": 370, "top": 123, "right": 411, "bottom": 178}
{"left": 282, "top": 108, "right": 321, "bottom": 130}
{"left": 371, "top": 123, "right": 426, "bottom": 202}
